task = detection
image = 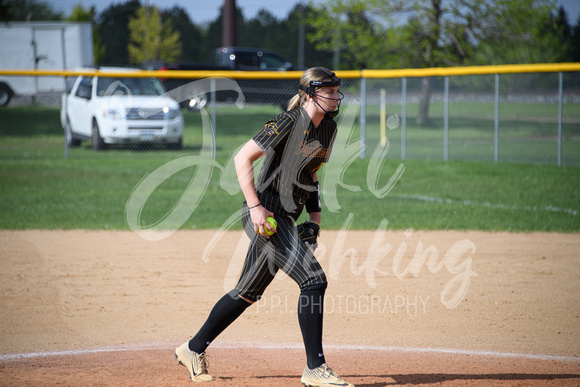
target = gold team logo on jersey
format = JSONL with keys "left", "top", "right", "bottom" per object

{"left": 295, "top": 140, "right": 329, "bottom": 158}
{"left": 264, "top": 122, "right": 278, "bottom": 136}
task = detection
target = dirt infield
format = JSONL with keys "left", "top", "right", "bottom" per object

{"left": 1, "top": 230, "right": 579, "bottom": 386}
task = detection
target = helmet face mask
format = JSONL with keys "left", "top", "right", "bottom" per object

{"left": 315, "top": 90, "right": 344, "bottom": 118}
{"left": 299, "top": 68, "right": 344, "bottom": 119}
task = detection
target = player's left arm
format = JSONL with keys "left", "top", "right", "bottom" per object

{"left": 308, "top": 172, "right": 321, "bottom": 225}
{"left": 307, "top": 120, "right": 335, "bottom": 226}
{"left": 297, "top": 172, "right": 322, "bottom": 252}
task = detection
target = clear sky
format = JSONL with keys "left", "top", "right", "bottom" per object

{"left": 46, "top": 0, "right": 580, "bottom": 26}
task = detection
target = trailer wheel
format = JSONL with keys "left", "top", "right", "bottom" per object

{"left": 0, "top": 83, "right": 13, "bottom": 107}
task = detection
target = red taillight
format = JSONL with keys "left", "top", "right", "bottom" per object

{"left": 159, "top": 65, "right": 168, "bottom": 82}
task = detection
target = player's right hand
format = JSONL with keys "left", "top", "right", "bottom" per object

{"left": 249, "top": 205, "right": 275, "bottom": 238}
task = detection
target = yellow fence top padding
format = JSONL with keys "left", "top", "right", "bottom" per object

{"left": 361, "top": 63, "right": 580, "bottom": 78}
{"left": 0, "top": 63, "right": 578, "bottom": 79}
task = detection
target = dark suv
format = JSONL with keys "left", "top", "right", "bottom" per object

{"left": 158, "top": 47, "right": 298, "bottom": 110}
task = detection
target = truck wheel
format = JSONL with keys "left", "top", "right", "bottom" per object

{"left": 0, "top": 83, "right": 13, "bottom": 107}
{"left": 92, "top": 120, "right": 106, "bottom": 151}
{"left": 65, "top": 118, "right": 81, "bottom": 147}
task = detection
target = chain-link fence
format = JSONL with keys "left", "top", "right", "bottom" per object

{"left": 362, "top": 69, "right": 580, "bottom": 166}
{"left": 1, "top": 65, "right": 579, "bottom": 166}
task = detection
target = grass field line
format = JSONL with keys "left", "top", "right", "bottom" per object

{"left": 2, "top": 341, "right": 579, "bottom": 363}
{"left": 395, "top": 193, "right": 578, "bottom": 216}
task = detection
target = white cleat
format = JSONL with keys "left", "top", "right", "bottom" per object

{"left": 300, "top": 363, "right": 354, "bottom": 387}
{"left": 175, "top": 342, "right": 214, "bottom": 382}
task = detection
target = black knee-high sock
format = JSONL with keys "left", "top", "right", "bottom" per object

{"left": 298, "top": 288, "right": 326, "bottom": 369}
{"left": 188, "top": 292, "right": 251, "bottom": 354}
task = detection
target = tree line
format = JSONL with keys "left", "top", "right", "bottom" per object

{"left": 2, "top": 0, "right": 578, "bottom": 125}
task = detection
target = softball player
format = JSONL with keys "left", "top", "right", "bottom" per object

{"left": 175, "top": 67, "right": 353, "bottom": 387}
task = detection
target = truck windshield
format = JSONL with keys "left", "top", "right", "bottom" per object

{"left": 96, "top": 77, "right": 166, "bottom": 97}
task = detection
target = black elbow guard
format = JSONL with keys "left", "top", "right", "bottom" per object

{"left": 305, "top": 181, "right": 322, "bottom": 213}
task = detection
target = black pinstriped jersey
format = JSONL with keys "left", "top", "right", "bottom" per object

{"left": 252, "top": 107, "right": 337, "bottom": 215}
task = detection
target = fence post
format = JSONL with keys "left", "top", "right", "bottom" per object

{"left": 210, "top": 78, "right": 217, "bottom": 159}
{"left": 444, "top": 76, "right": 449, "bottom": 161}
{"left": 494, "top": 73, "right": 499, "bottom": 163}
{"left": 64, "top": 88, "right": 69, "bottom": 159}
{"left": 401, "top": 77, "right": 407, "bottom": 160}
{"left": 360, "top": 76, "right": 366, "bottom": 159}
{"left": 380, "top": 88, "right": 386, "bottom": 147}
{"left": 558, "top": 71, "right": 563, "bottom": 167}
{"left": 61, "top": 27, "right": 69, "bottom": 160}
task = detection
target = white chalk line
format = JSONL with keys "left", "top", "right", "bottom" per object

{"left": 1, "top": 341, "right": 579, "bottom": 363}
{"left": 395, "top": 193, "right": 578, "bottom": 216}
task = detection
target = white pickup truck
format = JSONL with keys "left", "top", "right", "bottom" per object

{"left": 61, "top": 69, "right": 184, "bottom": 150}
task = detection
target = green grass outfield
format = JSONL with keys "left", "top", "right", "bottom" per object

{"left": 0, "top": 105, "right": 578, "bottom": 232}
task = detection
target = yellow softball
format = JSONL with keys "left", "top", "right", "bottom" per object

{"left": 260, "top": 216, "right": 277, "bottom": 236}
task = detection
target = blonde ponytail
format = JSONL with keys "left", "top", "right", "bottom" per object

{"left": 287, "top": 91, "right": 306, "bottom": 111}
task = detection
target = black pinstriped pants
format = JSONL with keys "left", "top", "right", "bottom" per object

{"left": 234, "top": 204, "right": 328, "bottom": 302}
